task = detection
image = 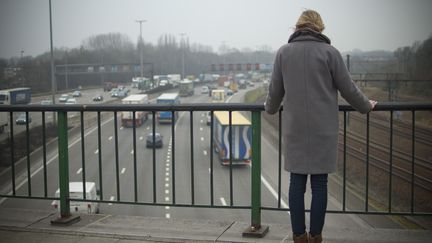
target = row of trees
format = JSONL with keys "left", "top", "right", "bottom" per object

{"left": 394, "top": 35, "right": 432, "bottom": 79}
{"left": 1, "top": 32, "right": 430, "bottom": 93}
{"left": 0, "top": 33, "right": 275, "bottom": 92}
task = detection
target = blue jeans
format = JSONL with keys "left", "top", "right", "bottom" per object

{"left": 289, "top": 173, "right": 328, "bottom": 236}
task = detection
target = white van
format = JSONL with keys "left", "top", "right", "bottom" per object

{"left": 52, "top": 182, "right": 100, "bottom": 214}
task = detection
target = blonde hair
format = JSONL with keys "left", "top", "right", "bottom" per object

{"left": 296, "top": 10, "right": 325, "bottom": 33}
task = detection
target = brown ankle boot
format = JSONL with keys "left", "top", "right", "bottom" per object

{"left": 293, "top": 233, "right": 308, "bottom": 243}
{"left": 308, "top": 233, "right": 322, "bottom": 243}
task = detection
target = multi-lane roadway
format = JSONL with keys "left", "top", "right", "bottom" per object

{"left": 0, "top": 84, "right": 401, "bottom": 229}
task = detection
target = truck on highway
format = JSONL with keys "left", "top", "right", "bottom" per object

{"left": 0, "top": 87, "right": 31, "bottom": 105}
{"left": 179, "top": 80, "right": 194, "bottom": 97}
{"left": 52, "top": 182, "right": 100, "bottom": 214}
{"left": 211, "top": 89, "right": 225, "bottom": 103}
{"left": 213, "top": 111, "right": 252, "bottom": 165}
{"left": 0, "top": 112, "right": 7, "bottom": 133}
{"left": 156, "top": 93, "right": 179, "bottom": 124}
{"left": 229, "top": 81, "right": 238, "bottom": 93}
{"left": 121, "top": 94, "right": 149, "bottom": 127}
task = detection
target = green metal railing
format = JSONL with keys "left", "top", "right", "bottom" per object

{"left": 1, "top": 102, "right": 432, "bottom": 236}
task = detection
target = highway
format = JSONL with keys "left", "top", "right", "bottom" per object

{"left": 0, "top": 84, "right": 400, "bottom": 229}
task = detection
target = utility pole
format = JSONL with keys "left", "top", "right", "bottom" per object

{"left": 180, "top": 33, "right": 186, "bottom": 80}
{"left": 49, "top": 0, "right": 56, "bottom": 124}
{"left": 65, "top": 51, "right": 68, "bottom": 90}
{"left": 136, "top": 20, "right": 147, "bottom": 78}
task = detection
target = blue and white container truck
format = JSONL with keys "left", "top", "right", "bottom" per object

{"left": 213, "top": 111, "right": 252, "bottom": 165}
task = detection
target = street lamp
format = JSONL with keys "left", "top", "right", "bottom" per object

{"left": 135, "top": 19, "right": 147, "bottom": 79}
{"left": 49, "top": 0, "right": 56, "bottom": 124}
{"left": 179, "top": 33, "right": 186, "bottom": 80}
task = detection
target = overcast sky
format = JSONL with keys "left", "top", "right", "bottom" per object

{"left": 1, "top": 0, "right": 431, "bottom": 58}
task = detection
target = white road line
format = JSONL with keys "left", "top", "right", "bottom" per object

{"left": 165, "top": 178, "right": 169, "bottom": 182}
{"left": 165, "top": 206, "right": 170, "bottom": 210}
{"left": 108, "top": 136, "right": 113, "bottom": 141}
{"left": 166, "top": 167, "right": 170, "bottom": 172}
{"left": 200, "top": 119, "right": 203, "bottom": 123}
{"left": 200, "top": 137, "right": 204, "bottom": 141}
{"left": 94, "top": 149, "right": 99, "bottom": 154}
{"left": 203, "top": 150, "right": 207, "bottom": 156}
{"left": 166, "top": 155, "right": 170, "bottom": 159}
{"left": 0, "top": 116, "right": 114, "bottom": 205}
{"left": 261, "top": 175, "right": 289, "bottom": 211}
{"left": 208, "top": 168, "right": 211, "bottom": 174}
{"left": 165, "top": 189, "right": 169, "bottom": 194}
{"left": 165, "top": 172, "right": 169, "bottom": 176}
{"left": 166, "top": 163, "right": 170, "bottom": 166}
{"left": 165, "top": 197, "right": 170, "bottom": 201}
{"left": 130, "top": 150, "right": 134, "bottom": 154}
{"left": 76, "top": 168, "right": 82, "bottom": 174}
{"left": 201, "top": 113, "right": 204, "bottom": 117}
{"left": 200, "top": 127, "right": 203, "bottom": 131}
{"left": 108, "top": 196, "right": 115, "bottom": 205}
{"left": 220, "top": 197, "right": 227, "bottom": 206}
{"left": 120, "top": 126, "right": 124, "bottom": 130}
{"left": 146, "top": 126, "right": 150, "bottom": 130}
{"left": 165, "top": 213, "right": 170, "bottom": 219}
{"left": 121, "top": 168, "right": 126, "bottom": 174}
{"left": 165, "top": 183, "right": 169, "bottom": 188}
{"left": 139, "top": 136, "right": 143, "bottom": 140}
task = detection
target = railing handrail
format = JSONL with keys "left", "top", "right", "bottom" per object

{"left": 1, "top": 102, "right": 431, "bottom": 112}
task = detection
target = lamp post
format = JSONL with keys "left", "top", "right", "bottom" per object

{"left": 49, "top": 0, "right": 56, "bottom": 124}
{"left": 135, "top": 19, "right": 147, "bottom": 78}
{"left": 180, "top": 33, "right": 186, "bottom": 79}
{"left": 65, "top": 51, "right": 68, "bottom": 90}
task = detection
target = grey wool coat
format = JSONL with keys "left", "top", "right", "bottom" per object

{"left": 265, "top": 28, "right": 372, "bottom": 174}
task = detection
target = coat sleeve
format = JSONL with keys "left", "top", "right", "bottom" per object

{"left": 331, "top": 50, "right": 372, "bottom": 114}
{"left": 265, "top": 49, "right": 285, "bottom": 114}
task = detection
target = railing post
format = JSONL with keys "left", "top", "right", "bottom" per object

{"left": 243, "top": 110, "right": 269, "bottom": 238}
{"left": 51, "top": 111, "right": 80, "bottom": 225}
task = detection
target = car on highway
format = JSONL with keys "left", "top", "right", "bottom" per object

{"left": 146, "top": 132, "right": 163, "bottom": 148}
{"left": 65, "top": 98, "right": 77, "bottom": 104}
{"left": 72, "top": 90, "right": 82, "bottom": 97}
{"left": 40, "top": 99, "right": 53, "bottom": 105}
{"left": 116, "top": 90, "right": 128, "bottom": 98}
{"left": 206, "top": 111, "right": 212, "bottom": 125}
{"left": 93, "top": 94, "right": 104, "bottom": 102}
{"left": 226, "top": 89, "right": 233, "bottom": 96}
{"left": 201, "top": 86, "right": 209, "bottom": 94}
{"left": 59, "top": 94, "right": 69, "bottom": 102}
{"left": 15, "top": 113, "right": 32, "bottom": 125}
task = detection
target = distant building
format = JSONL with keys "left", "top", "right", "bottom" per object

{"left": 3, "top": 67, "right": 20, "bottom": 79}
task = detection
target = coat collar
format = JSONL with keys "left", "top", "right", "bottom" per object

{"left": 288, "top": 28, "right": 331, "bottom": 44}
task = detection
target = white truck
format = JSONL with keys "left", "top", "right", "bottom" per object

{"left": 0, "top": 112, "right": 8, "bottom": 133}
{"left": 121, "top": 94, "right": 149, "bottom": 127}
{"left": 52, "top": 182, "right": 100, "bottom": 214}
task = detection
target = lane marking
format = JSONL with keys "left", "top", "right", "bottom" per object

{"left": 200, "top": 120, "right": 203, "bottom": 123}
{"left": 130, "top": 150, "right": 134, "bottom": 154}
{"left": 165, "top": 178, "right": 169, "bottom": 182}
{"left": 166, "top": 167, "right": 170, "bottom": 172}
{"left": 165, "top": 213, "right": 170, "bottom": 219}
{"left": 208, "top": 168, "right": 211, "bottom": 174}
{"left": 200, "top": 127, "right": 203, "bottom": 131}
{"left": 165, "top": 206, "right": 170, "bottom": 210}
{"left": 220, "top": 197, "right": 227, "bottom": 206}
{"left": 76, "top": 168, "right": 82, "bottom": 174}
{"left": 203, "top": 150, "right": 207, "bottom": 156}
{"left": 200, "top": 137, "right": 204, "bottom": 141}
{"left": 261, "top": 175, "right": 289, "bottom": 211}
{"left": 146, "top": 126, "right": 150, "bottom": 130}
{"left": 165, "top": 189, "right": 169, "bottom": 194}
{"left": 166, "top": 155, "right": 170, "bottom": 159}
{"left": 165, "top": 183, "right": 169, "bottom": 188}
{"left": 120, "top": 126, "right": 124, "bottom": 130}
{"left": 108, "top": 196, "right": 115, "bottom": 205}
{"left": 165, "top": 197, "right": 170, "bottom": 201}
{"left": 108, "top": 136, "right": 113, "bottom": 141}
{"left": 139, "top": 136, "right": 143, "bottom": 140}
{"left": 121, "top": 168, "right": 126, "bottom": 174}
{"left": 94, "top": 149, "right": 99, "bottom": 154}
{"left": 0, "top": 116, "right": 114, "bottom": 205}
{"left": 165, "top": 172, "right": 169, "bottom": 176}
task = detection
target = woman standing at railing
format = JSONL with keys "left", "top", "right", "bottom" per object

{"left": 265, "top": 9, "right": 377, "bottom": 243}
